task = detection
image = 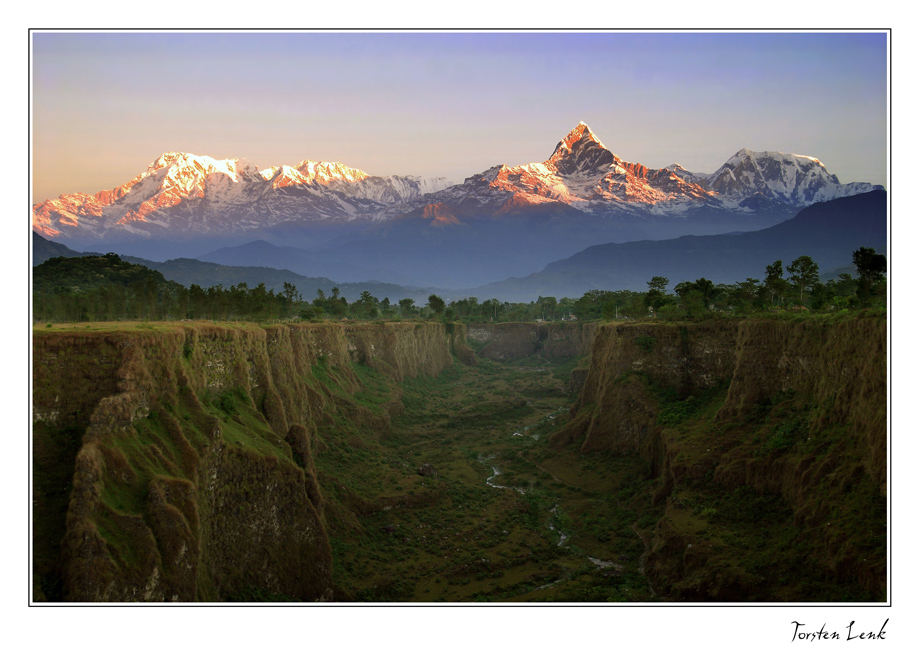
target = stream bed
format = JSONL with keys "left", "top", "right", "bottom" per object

{"left": 328, "top": 357, "right": 657, "bottom": 602}
{"left": 476, "top": 419, "right": 626, "bottom": 591}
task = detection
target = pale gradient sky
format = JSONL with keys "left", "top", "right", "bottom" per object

{"left": 31, "top": 31, "right": 888, "bottom": 201}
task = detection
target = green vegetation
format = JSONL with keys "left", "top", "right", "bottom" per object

{"left": 31, "top": 304, "right": 886, "bottom": 601}
{"left": 564, "top": 316, "right": 887, "bottom": 601}
{"left": 33, "top": 246, "right": 885, "bottom": 326}
{"left": 34, "top": 255, "right": 304, "bottom": 322}
{"left": 315, "top": 353, "right": 661, "bottom": 602}
{"left": 634, "top": 334, "right": 656, "bottom": 353}
{"left": 655, "top": 380, "right": 729, "bottom": 427}
{"left": 647, "top": 250, "right": 886, "bottom": 321}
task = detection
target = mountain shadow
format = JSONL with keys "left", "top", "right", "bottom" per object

{"left": 471, "top": 190, "right": 887, "bottom": 301}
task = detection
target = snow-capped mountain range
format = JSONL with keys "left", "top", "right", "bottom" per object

{"left": 33, "top": 152, "right": 451, "bottom": 240}
{"left": 33, "top": 122, "right": 882, "bottom": 242}
{"left": 416, "top": 122, "right": 717, "bottom": 221}
{"left": 710, "top": 148, "right": 881, "bottom": 206}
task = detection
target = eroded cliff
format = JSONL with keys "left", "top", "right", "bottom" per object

{"left": 33, "top": 316, "right": 885, "bottom": 602}
{"left": 467, "top": 322, "right": 597, "bottom": 362}
{"left": 552, "top": 316, "right": 887, "bottom": 600}
{"left": 33, "top": 321, "right": 471, "bottom": 601}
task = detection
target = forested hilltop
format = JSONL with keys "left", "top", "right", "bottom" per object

{"left": 33, "top": 246, "right": 886, "bottom": 324}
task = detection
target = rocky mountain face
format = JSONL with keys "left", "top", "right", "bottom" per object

{"left": 32, "top": 123, "right": 884, "bottom": 288}
{"left": 33, "top": 151, "right": 451, "bottom": 241}
{"left": 419, "top": 122, "right": 719, "bottom": 219}
{"left": 33, "top": 123, "right": 880, "bottom": 244}
{"left": 706, "top": 148, "right": 881, "bottom": 206}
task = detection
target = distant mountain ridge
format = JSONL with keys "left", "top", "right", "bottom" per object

{"left": 33, "top": 189, "right": 887, "bottom": 303}
{"left": 33, "top": 123, "right": 884, "bottom": 289}
{"left": 32, "top": 233, "right": 84, "bottom": 263}
{"left": 706, "top": 148, "right": 879, "bottom": 206}
{"left": 418, "top": 122, "right": 717, "bottom": 219}
{"left": 470, "top": 190, "right": 888, "bottom": 301}
{"left": 33, "top": 122, "right": 881, "bottom": 244}
{"left": 31, "top": 233, "right": 432, "bottom": 303}
{"left": 33, "top": 151, "right": 451, "bottom": 241}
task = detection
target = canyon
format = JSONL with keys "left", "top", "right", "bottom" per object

{"left": 32, "top": 316, "right": 886, "bottom": 601}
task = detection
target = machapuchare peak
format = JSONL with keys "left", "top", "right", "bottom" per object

{"left": 548, "top": 122, "right": 615, "bottom": 175}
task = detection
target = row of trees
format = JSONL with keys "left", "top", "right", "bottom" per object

{"left": 306, "top": 293, "right": 573, "bottom": 323}
{"left": 637, "top": 248, "right": 887, "bottom": 321}
{"left": 416, "top": 248, "right": 886, "bottom": 323}
{"left": 35, "top": 279, "right": 308, "bottom": 323}
{"left": 33, "top": 255, "right": 307, "bottom": 322}
{"left": 34, "top": 248, "right": 886, "bottom": 324}
{"left": 302, "top": 290, "right": 588, "bottom": 322}
{"left": 301, "top": 288, "right": 443, "bottom": 321}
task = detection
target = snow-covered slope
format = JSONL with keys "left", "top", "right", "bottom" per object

{"left": 412, "top": 122, "right": 881, "bottom": 222}
{"left": 33, "top": 152, "right": 450, "bottom": 240}
{"left": 32, "top": 123, "right": 882, "bottom": 242}
{"left": 706, "top": 148, "right": 881, "bottom": 206}
{"left": 420, "top": 122, "right": 718, "bottom": 218}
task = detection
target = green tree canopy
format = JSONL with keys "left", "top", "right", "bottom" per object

{"left": 764, "top": 260, "right": 787, "bottom": 306}
{"left": 645, "top": 276, "right": 670, "bottom": 312}
{"left": 852, "top": 247, "right": 887, "bottom": 304}
{"left": 427, "top": 294, "right": 446, "bottom": 315}
{"left": 853, "top": 247, "right": 886, "bottom": 284}
{"left": 786, "top": 256, "right": 820, "bottom": 305}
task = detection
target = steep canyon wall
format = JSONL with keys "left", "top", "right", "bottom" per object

{"left": 33, "top": 317, "right": 884, "bottom": 602}
{"left": 33, "top": 321, "right": 472, "bottom": 601}
{"left": 467, "top": 321, "right": 598, "bottom": 362}
{"left": 553, "top": 316, "right": 887, "bottom": 600}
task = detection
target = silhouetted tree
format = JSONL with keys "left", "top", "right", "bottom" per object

{"left": 764, "top": 260, "right": 787, "bottom": 306}
{"left": 398, "top": 297, "right": 416, "bottom": 317}
{"left": 537, "top": 296, "right": 557, "bottom": 320}
{"left": 353, "top": 290, "right": 379, "bottom": 319}
{"left": 645, "top": 276, "right": 670, "bottom": 313}
{"left": 427, "top": 294, "right": 446, "bottom": 315}
{"left": 853, "top": 247, "right": 887, "bottom": 304}
{"left": 786, "top": 256, "right": 819, "bottom": 305}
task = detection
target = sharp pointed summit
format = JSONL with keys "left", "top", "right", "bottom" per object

{"left": 565, "top": 121, "right": 600, "bottom": 142}
{"left": 548, "top": 122, "right": 615, "bottom": 175}
{"left": 32, "top": 122, "right": 883, "bottom": 253}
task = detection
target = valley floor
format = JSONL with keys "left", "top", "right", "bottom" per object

{"left": 317, "top": 356, "right": 662, "bottom": 602}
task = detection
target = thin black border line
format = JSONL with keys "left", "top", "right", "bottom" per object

{"left": 27, "top": 27, "right": 894, "bottom": 33}
{"left": 27, "top": 27, "right": 893, "bottom": 609}
{"left": 27, "top": 27, "right": 32, "bottom": 610}
{"left": 886, "top": 24, "right": 892, "bottom": 607}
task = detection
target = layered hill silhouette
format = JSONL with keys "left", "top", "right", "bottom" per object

{"left": 470, "top": 190, "right": 887, "bottom": 301}
{"left": 35, "top": 190, "right": 886, "bottom": 303}
{"left": 31, "top": 233, "right": 432, "bottom": 303}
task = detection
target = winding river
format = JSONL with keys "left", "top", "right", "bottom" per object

{"left": 477, "top": 415, "right": 624, "bottom": 591}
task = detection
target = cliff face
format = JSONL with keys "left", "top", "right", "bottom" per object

{"left": 467, "top": 322, "right": 597, "bottom": 362}
{"left": 33, "top": 321, "right": 467, "bottom": 601}
{"left": 553, "top": 317, "right": 887, "bottom": 600}
{"left": 34, "top": 316, "right": 885, "bottom": 602}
